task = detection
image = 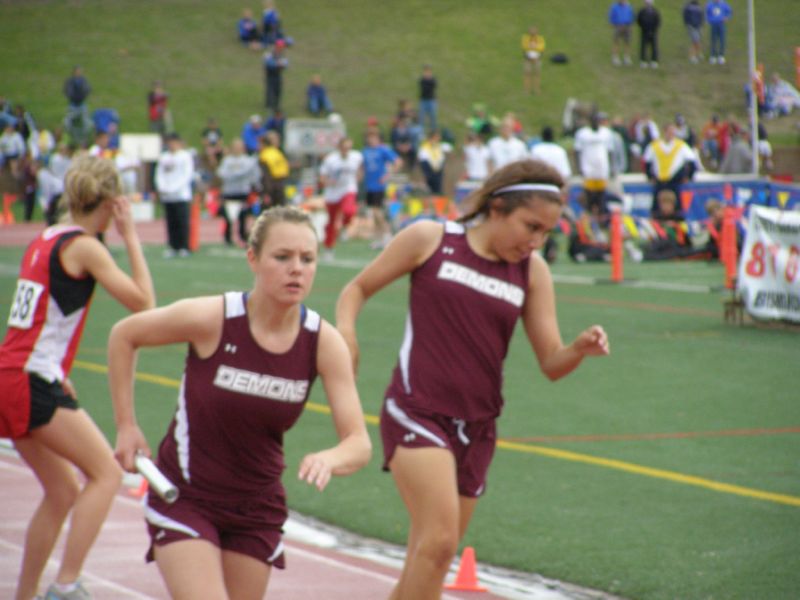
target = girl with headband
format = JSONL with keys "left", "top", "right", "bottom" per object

{"left": 336, "top": 158, "right": 609, "bottom": 599}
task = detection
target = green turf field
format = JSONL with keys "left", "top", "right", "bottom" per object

{"left": 1, "top": 235, "right": 798, "bottom": 600}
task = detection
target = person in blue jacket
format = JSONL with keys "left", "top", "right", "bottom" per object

{"left": 608, "top": 0, "right": 635, "bottom": 66}
{"left": 705, "top": 0, "right": 732, "bottom": 65}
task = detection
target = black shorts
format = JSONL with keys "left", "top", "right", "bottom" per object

{"left": 365, "top": 190, "right": 386, "bottom": 208}
{"left": 28, "top": 372, "right": 79, "bottom": 431}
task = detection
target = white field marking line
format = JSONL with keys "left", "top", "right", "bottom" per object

{"left": 0, "top": 538, "right": 158, "bottom": 599}
{"left": 551, "top": 273, "right": 713, "bottom": 293}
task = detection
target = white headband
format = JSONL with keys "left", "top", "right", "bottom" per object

{"left": 493, "top": 183, "right": 561, "bottom": 195}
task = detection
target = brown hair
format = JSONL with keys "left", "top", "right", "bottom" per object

{"left": 458, "top": 159, "right": 564, "bottom": 223}
{"left": 63, "top": 155, "right": 121, "bottom": 216}
{"left": 248, "top": 206, "right": 317, "bottom": 255}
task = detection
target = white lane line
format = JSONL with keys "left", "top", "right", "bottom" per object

{"left": 0, "top": 539, "right": 158, "bottom": 599}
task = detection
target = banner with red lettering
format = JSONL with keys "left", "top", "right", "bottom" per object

{"left": 738, "top": 206, "right": 800, "bottom": 323}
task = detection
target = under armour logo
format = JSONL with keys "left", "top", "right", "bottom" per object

{"left": 155, "top": 530, "right": 166, "bottom": 540}
{"left": 403, "top": 433, "right": 416, "bottom": 443}
{"left": 224, "top": 343, "right": 237, "bottom": 353}
{"left": 442, "top": 246, "right": 454, "bottom": 255}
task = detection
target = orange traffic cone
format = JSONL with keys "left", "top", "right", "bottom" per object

{"left": 128, "top": 477, "right": 149, "bottom": 499}
{"left": 445, "top": 546, "right": 488, "bottom": 592}
{"left": 2, "top": 193, "right": 16, "bottom": 225}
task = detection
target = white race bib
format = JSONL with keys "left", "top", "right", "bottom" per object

{"left": 8, "top": 279, "right": 45, "bottom": 329}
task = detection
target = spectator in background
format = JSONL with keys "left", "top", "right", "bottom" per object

{"left": 608, "top": 0, "right": 635, "bottom": 66}
{"left": 530, "top": 126, "right": 573, "bottom": 181}
{"left": 361, "top": 130, "right": 401, "bottom": 249}
{"left": 259, "top": 130, "right": 290, "bottom": 208}
{"left": 264, "top": 39, "right": 289, "bottom": 112}
{"left": 521, "top": 26, "right": 546, "bottom": 94}
{"left": 62, "top": 66, "right": 91, "bottom": 146}
{"left": 487, "top": 119, "right": 528, "bottom": 172}
{"left": 637, "top": 0, "right": 661, "bottom": 69}
{"left": 706, "top": 0, "right": 731, "bottom": 65}
{"left": 217, "top": 138, "right": 260, "bottom": 247}
{"left": 319, "top": 137, "right": 363, "bottom": 260}
{"left": 574, "top": 113, "right": 614, "bottom": 217}
{"left": 765, "top": 72, "right": 800, "bottom": 117}
{"left": 683, "top": 0, "right": 704, "bottom": 63}
{"left": 390, "top": 115, "right": 417, "bottom": 172}
{"left": 201, "top": 117, "right": 225, "bottom": 169}
{"left": 242, "top": 114, "right": 266, "bottom": 154}
{"left": 238, "top": 7, "right": 262, "bottom": 50}
{"left": 718, "top": 125, "right": 753, "bottom": 174}
{"left": 418, "top": 64, "right": 438, "bottom": 134}
{"left": 417, "top": 129, "right": 452, "bottom": 196}
{"left": 147, "top": 81, "right": 171, "bottom": 137}
{"left": 610, "top": 115, "right": 632, "bottom": 173}
{"left": 0, "top": 119, "right": 26, "bottom": 179}
{"left": 261, "top": 0, "right": 282, "bottom": 46}
{"left": 265, "top": 108, "right": 287, "bottom": 142}
{"left": 700, "top": 114, "right": 723, "bottom": 168}
{"left": 643, "top": 123, "right": 699, "bottom": 217}
{"left": 155, "top": 133, "right": 194, "bottom": 258}
{"left": 465, "top": 103, "right": 498, "bottom": 139}
{"left": 462, "top": 131, "right": 491, "bottom": 182}
{"left": 306, "top": 74, "right": 333, "bottom": 117}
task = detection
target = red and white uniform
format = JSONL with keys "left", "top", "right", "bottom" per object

{"left": 145, "top": 292, "right": 321, "bottom": 564}
{"left": 385, "top": 221, "right": 530, "bottom": 421}
{"left": 0, "top": 225, "right": 95, "bottom": 438}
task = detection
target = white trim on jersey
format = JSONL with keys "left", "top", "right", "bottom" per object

{"left": 398, "top": 314, "right": 414, "bottom": 395}
{"left": 224, "top": 291, "right": 246, "bottom": 319}
{"left": 303, "top": 308, "right": 321, "bottom": 332}
{"left": 174, "top": 374, "right": 191, "bottom": 483}
{"left": 144, "top": 505, "right": 200, "bottom": 538}
{"left": 267, "top": 540, "right": 285, "bottom": 563}
{"left": 24, "top": 296, "right": 86, "bottom": 383}
{"left": 386, "top": 398, "right": 446, "bottom": 448}
{"left": 444, "top": 221, "right": 465, "bottom": 235}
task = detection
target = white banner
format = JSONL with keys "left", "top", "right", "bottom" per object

{"left": 737, "top": 206, "right": 800, "bottom": 322}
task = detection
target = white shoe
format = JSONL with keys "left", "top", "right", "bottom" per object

{"left": 163, "top": 249, "right": 177, "bottom": 259}
{"left": 709, "top": 56, "right": 717, "bottom": 65}
{"left": 178, "top": 249, "right": 191, "bottom": 258}
{"left": 623, "top": 55, "right": 632, "bottom": 66}
{"left": 650, "top": 61, "right": 659, "bottom": 69}
{"left": 718, "top": 56, "right": 726, "bottom": 65}
{"left": 612, "top": 56, "right": 621, "bottom": 66}
{"left": 640, "top": 61, "right": 649, "bottom": 68}
{"left": 689, "top": 56, "right": 698, "bottom": 64}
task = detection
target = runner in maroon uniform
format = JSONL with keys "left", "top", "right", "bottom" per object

{"left": 109, "top": 206, "right": 371, "bottom": 600}
{"left": 0, "top": 155, "right": 155, "bottom": 600}
{"left": 337, "top": 159, "right": 610, "bottom": 600}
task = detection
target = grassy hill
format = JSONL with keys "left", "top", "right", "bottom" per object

{"left": 2, "top": 0, "right": 799, "bottom": 149}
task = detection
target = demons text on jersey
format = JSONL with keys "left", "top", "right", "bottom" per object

{"left": 213, "top": 365, "right": 309, "bottom": 403}
{"left": 437, "top": 261, "right": 524, "bottom": 307}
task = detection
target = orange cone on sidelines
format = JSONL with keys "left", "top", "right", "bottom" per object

{"left": 188, "top": 196, "right": 201, "bottom": 252}
{"left": 445, "top": 546, "right": 488, "bottom": 592}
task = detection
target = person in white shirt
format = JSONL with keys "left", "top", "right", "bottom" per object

{"left": 319, "top": 137, "right": 363, "bottom": 259}
{"left": 529, "top": 126, "right": 572, "bottom": 180}
{"left": 155, "top": 133, "right": 195, "bottom": 257}
{"left": 216, "top": 138, "right": 261, "bottom": 246}
{"left": 462, "top": 132, "right": 491, "bottom": 181}
{"left": 487, "top": 120, "right": 528, "bottom": 172}
{"left": 574, "top": 114, "right": 615, "bottom": 217}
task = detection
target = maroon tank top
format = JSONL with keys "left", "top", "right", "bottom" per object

{"left": 386, "top": 221, "right": 530, "bottom": 420}
{"left": 155, "top": 292, "right": 320, "bottom": 501}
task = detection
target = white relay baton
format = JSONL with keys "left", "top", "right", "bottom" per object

{"left": 134, "top": 454, "right": 179, "bottom": 504}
